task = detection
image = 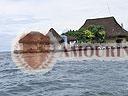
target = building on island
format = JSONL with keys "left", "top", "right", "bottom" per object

{"left": 46, "top": 28, "right": 64, "bottom": 50}
{"left": 67, "top": 36, "right": 77, "bottom": 44}
{"left": 80, "top": 16, "right": 128, "bottom": 43}
{"left": 46, "top": 28, "right": 64, "bottom": 44}
{"left": 18, "top": 31, "right": 50, "bottom": 53}
{"left": 61, "top": 35, "right": 68, "bottom": 46}
{"left": 61, "top": 35, "right": 77, "bottom": 48}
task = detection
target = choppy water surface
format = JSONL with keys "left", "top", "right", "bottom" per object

{"left": 0, "top": 52, "right": 128, "bottom": 96}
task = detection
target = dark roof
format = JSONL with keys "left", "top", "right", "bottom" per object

{"left": 46, "top": 28, "right": 64, "bottom": 43}
{"left": 80, "top": 16, "right": 128, "bottom": 38}
{"left": 19, "top": 31, "right": 50, "bottom": 44}
{"left": 67, "top": 36, "right": 77, "bottom": 42}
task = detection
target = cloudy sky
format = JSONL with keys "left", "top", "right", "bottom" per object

{"left": 0, "top": 0, "right": 128, "bottom": 51}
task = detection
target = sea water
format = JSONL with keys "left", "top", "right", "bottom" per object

{"left": 0, "top": 52, "right": 128, "bottom": 96}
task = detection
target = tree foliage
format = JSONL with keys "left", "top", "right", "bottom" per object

{"left": 62, "top": 25, "right": 106, "bottom": 43}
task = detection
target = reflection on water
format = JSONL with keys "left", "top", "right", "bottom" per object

{"left": 11, "top": 52, "right": 55, "bottom": 73}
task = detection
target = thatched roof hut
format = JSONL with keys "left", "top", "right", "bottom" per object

{"left": 19, "top": 31, "right": 50, "bottom": 44}
{"left": 80, "top": 17, "right": 128, "bottom": 38}
{"left": 46, "top": 28, "right": 64, "bottom": 44}
{"left": 17, "top": 31, "right": 51, "bottom": 53}
{"left": 67, "top": 36, "right": 77, "bottom": 42}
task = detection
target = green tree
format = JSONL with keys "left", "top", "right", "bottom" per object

{"left": 84, "top": 30, "right": 95, "bottom": 43}
{"left": 62, "top": 25, "right": 106, "bottom": 43}
{"left": 86, "top": 25, "right": 106, "bottom": 43}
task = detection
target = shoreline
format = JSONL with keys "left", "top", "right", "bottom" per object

{"left": 13, "top": 46, "right": 128, "bottom": 54}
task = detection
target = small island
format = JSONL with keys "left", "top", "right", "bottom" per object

{"left": 14, "top": 16, "right": 128, "bottom": 53}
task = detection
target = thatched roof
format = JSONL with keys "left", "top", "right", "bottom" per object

{"left": 19, "top": 31, "right": 50, "bottom": 44}
{"left": 46, "top": 28, "right": 64, "bottom": 43}
{"left": 67, "top": 36, "right": 77, "bottom": 42}
{"left": 80, "top": 16, "right": 128, "bottom": 38}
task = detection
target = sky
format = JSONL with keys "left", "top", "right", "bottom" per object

{"left": 0, "top": 0, "right": 128, "bottom": 51}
